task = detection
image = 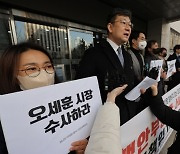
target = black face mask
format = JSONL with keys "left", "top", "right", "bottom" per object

{"left": 163, "top": 53, "right": 167, "bottom": 57}
{"left": 152, "top": 49, "right": 158, "bottom": 54}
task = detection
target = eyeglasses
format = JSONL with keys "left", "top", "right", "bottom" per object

{"left": 112, "top": 20, "right": 134, "bottom": 29}
{"left": 19, "top": 64, "right": 54, "bottom": 77}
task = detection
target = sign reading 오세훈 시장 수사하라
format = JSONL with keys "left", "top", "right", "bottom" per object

{"left": 0, "top": 76, "right": 102, "bottom": 154}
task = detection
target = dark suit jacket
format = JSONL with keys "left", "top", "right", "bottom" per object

{"left": 167, "top": 53, "right": 180, "bottom": 90}
{"left": 76, "top": 39, "right": 137, "bottom": 125}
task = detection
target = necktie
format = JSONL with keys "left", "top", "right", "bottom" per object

{"left": 117, "top": 47, "right": 124, "bottom": 67}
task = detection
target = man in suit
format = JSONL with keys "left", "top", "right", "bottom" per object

{"left": 75, "top": 8, "right": 136, "bottom": 125}
{"left": 167, "top": 44, "right": 180, "bottom": 91}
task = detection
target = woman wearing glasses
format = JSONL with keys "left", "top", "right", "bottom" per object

{"left": 0, "top": 42, "right": 128, "bottom": 154}
{"left": 0, "top": 42, "right": 88, "bottom": 154}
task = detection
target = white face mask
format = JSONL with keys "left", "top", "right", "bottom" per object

{"left": 138, "top": 41, "right": 147, "bottom": 50}
{"left": 17, "top": 70, "right": 55, "bottom": 90}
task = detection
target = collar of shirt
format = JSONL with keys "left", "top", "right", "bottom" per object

{"left": 107, "top": 38, "right": 121, "bottom": 55}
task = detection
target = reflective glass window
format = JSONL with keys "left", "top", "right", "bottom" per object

{"left": 15, "top": 21, "right": 70, "bottom": 81}
{"left": 0, "top": 14, "right": 11, "bottom": 56}
{"left": 69, "top": 28, "right": 94, "bottom": 79}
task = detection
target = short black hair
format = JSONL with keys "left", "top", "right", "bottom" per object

{"left": 145, "top": 40, "right": 158, "bottom": 56}
{"left": 129, "top": 30, "right": 145, "bottom": 46}
{"left": 146, "top": 40, "right": 158, "bottom": 49}
{"left": 155, "top": 47, "right": 167, "bottom": 55}
{"left": 173, "top": 44, "right": 180, "bottom": 52}
{"left": 106, "top": 8, "right": 132, "bottom": 25}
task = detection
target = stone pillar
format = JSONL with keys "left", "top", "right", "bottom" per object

{"left": 161, "top": 19, "right": 171, "bottom": 54}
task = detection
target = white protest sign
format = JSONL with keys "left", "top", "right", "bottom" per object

{"left": 121, "top": 84, "right": 180, "bottom": 154}
{"left": 166, "top": 59, "right": 176, "bottom": 79}
{"left": 125, "top": 77, "right": 157, "bottom": 101}
{"left": 150, "top": 60, "right": 163, "bottom": 81}
{"left": 0, "top": 76, "right": 102, "bottom": 154}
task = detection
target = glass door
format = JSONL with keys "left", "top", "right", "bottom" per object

{"left": 69, "top": 28, "right": 94, "bottom": 79}
{"left": 0, "top": 13, "right": 12, "bottom": 56}
{"left": 14, "top": 20, "right": 70, "bottom": 81}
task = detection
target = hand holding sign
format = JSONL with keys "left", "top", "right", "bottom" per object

{"left": 125, "top": 77, "right": 157, "bottom": 101}
{"left": 150, "top": 60, "right": 163, "bottom": 82}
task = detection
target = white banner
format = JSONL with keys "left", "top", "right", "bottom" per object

{"left": 0, "top": 76, "right": 102, "bottom": 154}
{"left": 121, "top": 84, "right": 180, "bottom": 154}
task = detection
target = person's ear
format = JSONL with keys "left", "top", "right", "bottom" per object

{"left": 107, "top": 23, "right": 113, "bottom": 33}
{"left": 132, "top": 39, "right": 136, "bottom": 45}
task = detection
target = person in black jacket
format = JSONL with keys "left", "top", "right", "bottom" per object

{"left": 147, "top": 84, "right": 180, "bottom": 154}
{"left": 167, "top": 44, "right": 180, "bottom": 91}
{"left": 144, "top": 40, "right": 159, "bottom": 68}
{"left": 76, "top": 8, "right": 136, "bottom": 125}
{"left": 128, "top": 30, "right": 146, "bottom": 86}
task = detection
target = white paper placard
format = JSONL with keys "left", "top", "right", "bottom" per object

{"left": 150, "top": 60, "right": 163, "bottom": 82}
{"left": 125, "top": 77, "right": 157, "bottom": 101}
{"left": 0, "top": 76, "right": 102, "bottom": 154}
{"left": 166, "top": 59, "right": 176, "bottom": 79}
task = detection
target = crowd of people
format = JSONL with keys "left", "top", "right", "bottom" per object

{"left": 0, "top": 7, "right": 180, "bottom": 154}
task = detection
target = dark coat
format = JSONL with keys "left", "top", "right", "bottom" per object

{"left": 144, "top": 53, "right": 159, "bottom": 69}
{"left": 149, "top": 93, "right": 180, "bottom": 154}
{"left": 76, "top": 39, "right": 137, "bottom": 125}
{"left": 167, "top": 53, "right": 180, "bottom": 90}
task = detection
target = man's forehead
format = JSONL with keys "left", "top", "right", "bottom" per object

{"left": 139, "top": 33, "right": 146, "bottom": 38}
{"left": 115, "top": 15, "right": 131, "bottom": 21}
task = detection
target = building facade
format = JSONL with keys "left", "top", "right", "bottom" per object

{"left": 0, "top": 7, "right": 107, "bottom": 81}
